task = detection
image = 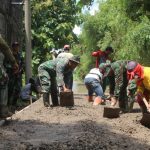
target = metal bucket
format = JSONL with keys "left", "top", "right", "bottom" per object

{"left": 59, "top": 91, "right": 74, "bottom": 107}
{"left": 103, "top": 107, "right": 120, "bottom": 118}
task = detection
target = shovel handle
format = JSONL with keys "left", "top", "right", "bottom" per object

{"left": 143, "top": 98, "right": 149, "bottom": 107}
{"left": 143, "top": 98, "right": 150, "bottom": 112}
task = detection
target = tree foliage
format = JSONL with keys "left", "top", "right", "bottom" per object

{"left": 31, "top": 0, "right": 94, "bottom": 74}
{"left": 75, "top": 0, "right": 150, "bottom": 79}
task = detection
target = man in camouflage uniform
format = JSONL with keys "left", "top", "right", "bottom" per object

{"left": 99, "top": 60, "right": 129, "bottom": 112}
{"left": 0, "top": 35, "right": 18, "bottom": 118}
{"left": 7, "top": 42, "right": 24, "bottom": 113}
{"left": 38, "top": 55, "right": 80, "bottom": 107}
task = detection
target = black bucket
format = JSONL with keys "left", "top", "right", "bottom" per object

{"left": 103, "top": 107, "right": 120, "bottom": 118}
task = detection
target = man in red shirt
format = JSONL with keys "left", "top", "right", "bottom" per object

{"left": 92, "top": 46, "right": 113, "bottom": 68}
{"left": 92, "top": 47, "right": 114, "bottom": 94}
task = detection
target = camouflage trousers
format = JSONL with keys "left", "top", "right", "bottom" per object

{"left": 8, "top": 75, "right": 21, "bottom": 106}
{"left": 118, "top": 72, "right": 128, "bottom": 111}
{"left": 0, "top": 85, "right": 8, "bottom": 106}
{"left": 0, "top": 66, "right": 8, "bottom": 106}
{"left": 38, "top": 67, "right": 58, "bottom": 103}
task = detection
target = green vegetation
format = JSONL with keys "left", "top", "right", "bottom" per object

{"left": 31, "top": 0, "right": 150, "bottom": 80}
{"left": 74, "top": 0, "right": 150, "bottom": 79}
{"left": 31, "top": 0, "right": 93, "bottom": 74}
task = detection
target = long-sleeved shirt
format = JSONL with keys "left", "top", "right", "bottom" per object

{"left": 111, "top": 60, "right": 128, "bottom": 98}
{"left": 38, "top": 58, "right": 73, "bottom": 87}
{"left": 92, "top": 50, "right": 111, "bottom": 68}
{"left": 0, "top": 35, "right": 16, "bottom": 65}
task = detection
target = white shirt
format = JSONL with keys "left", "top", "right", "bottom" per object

{"left": 57, "top": 52, "right": 73, "bottom": 59}
{"left": 85, "top": 68, "right": 103, "bottom": 82}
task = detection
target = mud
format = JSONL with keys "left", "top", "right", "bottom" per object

{"left": 0, "top": 96, "right": 150, "bottom": 150}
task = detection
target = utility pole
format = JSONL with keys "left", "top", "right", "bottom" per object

{"left": 25, "top": 0, "right": 32, "bottom": 83}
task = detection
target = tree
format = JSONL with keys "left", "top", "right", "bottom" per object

{"left": 31, "top": 0, "right": 94, "bottom": 74}
{"left": 76, "top": 0, "right": 150, "bottom": 79}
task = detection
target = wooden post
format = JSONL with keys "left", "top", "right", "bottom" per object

{"left": 25, "top": 0, "right": 32, "bottom": 83}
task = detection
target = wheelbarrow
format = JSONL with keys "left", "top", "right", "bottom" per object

{"left": 103, "top": 107, "right": 120, "bottom": 118}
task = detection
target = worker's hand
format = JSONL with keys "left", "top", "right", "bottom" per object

{"left": 110, "top": 96, "right": 117, "bottom": 107}
{"left": 63, "top": 85, "right": 71, "bottom": 92}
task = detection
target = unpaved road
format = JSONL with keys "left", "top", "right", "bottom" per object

{"left": 0, "top": 96, "right": 150, "bottom": 150}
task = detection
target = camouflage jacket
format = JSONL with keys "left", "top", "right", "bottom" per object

{"left": 38, "top": 58, "right": 72, "bottom": 87}
{"left": 0, "top": 35, "right": 16, "bottom": 65}
{"left": 111, "top": 60, "right": 128, "bottom": 98}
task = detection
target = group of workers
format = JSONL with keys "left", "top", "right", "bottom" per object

{"left": 1, "top": 32, "right": 150, "bottom": 119}
{"left": 0, "top": 35, "right": 40, "bottom": 118}
{"left": 84, "top": 47, "right": 150, "bottom": 114}
{"left": 39, "top": 45, "right": 80, "bottom": 107}
{"left": 0, "top": 33, "right": 80, "bottom": 118}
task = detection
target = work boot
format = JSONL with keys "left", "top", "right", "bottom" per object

{"left": 0, "top": 105, "right": 13, "bottom": 118}
{"left": 87, "top": 96, "right": 93, "bottom": 102}
{"left": 43, "top": 93, "right": 50, "bottom": 107}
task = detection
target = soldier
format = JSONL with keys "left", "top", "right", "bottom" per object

{"left": 99, "top": 60, "right": 128, "bottom": 112}
{"left": 0, "top": 35, "right": 18, "bottom": 118}
{"left": 38, "top": 55, "right": 80, "bottom": 107}
{"left": 7, "top": 42, "right": 24, "bottom": 113}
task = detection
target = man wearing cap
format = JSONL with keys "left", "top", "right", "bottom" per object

{"left": 38, "top": 55, "right": 80, "bottom": 107}
{"left": 57, "top": 44, "right": 74, "bottom": 89}
{"left": 127, "top": 61, "right": 150, "bottom": 113}
{"left": 0, "top": 35, "right": 18, "bottom": 118}
{"left": 57, "top": 44, "right": 73, "bottom": 59}
{"left": 99, "top": 60, "right": 128, "bottom": 112}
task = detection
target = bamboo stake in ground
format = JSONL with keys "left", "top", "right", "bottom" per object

{"left": 143, "top": 98, "right": 150, "bottom": 112}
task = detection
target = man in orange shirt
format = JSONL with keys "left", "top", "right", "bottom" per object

{"left": 127, "top": 61, "right": 150, "bottom": 113}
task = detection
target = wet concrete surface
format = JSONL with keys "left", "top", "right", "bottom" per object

{"left": 0, "top": 96, "right": 150, "bottom": 150}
